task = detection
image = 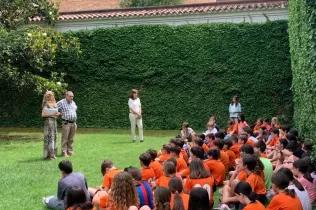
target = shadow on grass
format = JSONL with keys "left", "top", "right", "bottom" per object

{"left": 18, "top": 157, "right": 46, "bottom": 163}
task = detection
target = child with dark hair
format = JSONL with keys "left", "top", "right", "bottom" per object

{"left": 214, "top": 139, "right": 230, "bottom": 171}
{"left": 170, "top": 138, "right": 189, "bottom": 163}
{"left": 66, "top": 186, "right": 93, "bottom": 210}
{"left": 229, "top": 134, "right": 241, "bottom": 158}
{"left": 124, "top": 166, "right": 155, "bottom": 209}
{"left": 165, "top": 158, "right": 183, "bottom": 180}
{"left": 301, "top": 141, "right": 313, "bottom": 158}
{"left": 205, "top": 133, "right": 215, "bottom": 148}
{"left": 262, "top": 118, "right": 271, "bottom": 131}
{"left": 169, "top": 177, "right": 189, "bottom": 210}
{"left": 227, "top": 119, "right": 238, "bottom": 135}
{"left": 253, "top": 118, "right": 263, "bottom": 133}
{"left": 205, "top": 148, "right": 226, "bottom": 186}
{"left": 154, "top": 161, "right": 176, "bottom": 188}
{"left": 215, "top": 131, "right": 226, "bottom": 140}
{"left": 254, "top": 140, "right": 267, "bottom": 158}
{"left": 154, "top": 187, "right": 171, "bottom": 210}
{"left": 266, "top": 128, "right": 280, "bottom": 147}
{"left": 223, "top": 139, "right": 236, "bottom": 170}
{"left": 180, "top": 122, "right": 195, "bottom": 142}
{"left": 237, "top": 113, "right": 249, "bottom": 135}
{"left": 188, "top": 188, "right": 211, "bottom": 210}
{"left": 147, "top": 149, "right": 163, "bottom": 179}
{"left": 279, "top": 125, "right": 290, "bottom": 139}
{"left": 184, "top": 159, "right": 215, "bottom": 207}
{"left": 267, "top": 171, "right": 303, "bottom": 210}
{"left": 278, "top": 168, "right": 312, "bottom": 210}
{"left": 220, "top": 182, "right": 265, "bottom": 210}
{"left": 293, "top": 158, "right": 316, "bottom": 204}
{"left": 242, "top": 126, "right": 257, "bottom": 147}
{"left": 156, "top": 144, "right": 172, "bottom": 163}
{"left": 170, "top": 146, "right": 188, "bottom": 173}
{"left": 139, "top": 152, "right": 155, "bottom": 181}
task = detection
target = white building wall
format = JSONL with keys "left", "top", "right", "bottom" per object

{"left": 43, "top": 8, "right": 288, "bottom": 32}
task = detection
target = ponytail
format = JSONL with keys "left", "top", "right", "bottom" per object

{"left": 248, "top": 192, "right": 257, "bottom": 202}
{"left": 284, "top": 188, "right": 296, "bottom": 198}
{"left": 163, "top": 202, "right": 171, "bottom": 210}
{"left": 173, "top": 191, "right": 185, "bottom": 210}
{"left": 292, "top": 179, "right": 304, "bottom": 191}
{"left": 254, "top": 155, "right": 264, "bottom": 175}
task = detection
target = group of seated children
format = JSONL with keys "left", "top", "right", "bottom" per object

{"left": 59, "top": 115, "right": 315, "bottom": 210}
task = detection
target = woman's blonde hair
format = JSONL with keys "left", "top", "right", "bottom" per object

{"left": 42, "top": 91, "right": 56, "bottom": 108}
{"left": 110, "top": 172, "right": 139, "bottom": 210}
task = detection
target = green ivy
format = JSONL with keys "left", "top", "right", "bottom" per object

{"left": 0, "top": 21, "right": 293, "bottom": 130}
{"left": 289, "top": 0, "right": 316, "bottom": 160}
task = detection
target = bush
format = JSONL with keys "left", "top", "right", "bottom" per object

{"left": 0, "top": 21, "right": 293, "bottom": 129}
{"left": 288, "top": 0, "right": 316, "bottom": 160}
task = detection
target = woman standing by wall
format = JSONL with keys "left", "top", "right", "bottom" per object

{"left": 229, "top": 95, "right": 241, "bottom": 121}
{"left": 128, "top": 89, "right": 144, "bottom": 142}
{"left": 41, "top": 91, "right": 60, "bottom": 160}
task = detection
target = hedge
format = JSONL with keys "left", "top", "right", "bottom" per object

{"left": 288, "top": 0, "right": 316, "bottom": 158}
{"left": 0, "top": 21, "right": 293, "bottom": 130}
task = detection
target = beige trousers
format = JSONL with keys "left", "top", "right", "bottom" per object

{"left": 61, "top": 121, "right": 77, "bottom": 154}
{"left": 129, "top": 113, "right": 143, "bottom": 141}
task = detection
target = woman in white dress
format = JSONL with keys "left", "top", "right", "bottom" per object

{"left": 229, "top": 95, "right": 241, "bottom": 121}
{"left": 128, "top": 89, "right": 144, "bottom": 142}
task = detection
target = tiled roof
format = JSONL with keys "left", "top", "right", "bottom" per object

{"left": 31, "top": 0, "right": 288, "bottom": 22}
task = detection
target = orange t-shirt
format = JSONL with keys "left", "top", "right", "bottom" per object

{"left": 149, "top": 160, "right": 163, "bottom": 179}
{"left": 246, "top": 173, "right": 266, "bottom": 195}
{"left": 170, "top": 192, "right": 190, "bottom": 210}
{"left": 246, "top": 139, "right": 255, "bottom": 147}
{"left": 220, "top": 150, "right": 230, "bottom": 171}
{"left": 268, "top": 137, "right": 279, "bottom": 147}
{"left": 102, "top": 169, "right": 122, "bottom": 188}
{"left": 227, "top": 124, "right": 238, "bottom": 135}
{"left": 225, "top": 149, "right": 236, "bottom": 168}
{"left": 180, "top": 162, "right": 210, "bottom": 178}
{"left": 184, "top": 176, "right": 215, "bottom": 205}
{"left": 243, "top": 201, "right": 265, "bottom": 210}
{"left": 253, "top": 124, "right": 261, "bottom": 132}
{"left": 204, "top": 159, "right": 225, "bottom": 186}
{"left": 176, "top": 157, "right": 188, "bottom": 173}
{"left": 158, "top": 154, "right": 171, "bottom": 163}
{"left": 99, "top": 194, "right": 114, "bottom": 210}
{"left": 237, "top": 169, "right": 247, "bottom": 181}
{"left": 180, "top": 149, "right": 189, "bottom": 163}
{"left": 156, "top": 175, "right": 171, "bottom": 187}
{"left": 230, "top": 144, "right": 241, "bottom": 158}
{"left": 266, "top": 192, "right": 303, "bottom": 210}
{"left": 141, "top": 168, "right": 155, "bottom": 181}
{"left": 260, "top": 152, "right": 267, "bottom": 158}
{"left": 202, "top": 143, "right": 210, "bottom": 153}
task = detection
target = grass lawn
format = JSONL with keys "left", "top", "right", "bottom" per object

{"left": 0, "top": 128, "right": 221, "bottom": 210}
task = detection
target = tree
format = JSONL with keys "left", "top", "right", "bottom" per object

{"left": 0, "top": 0, "right": 59, "bottom": 30}
{"left": 120, "top": 0, "right": 184, "bottom": 8}
{"left": 0, "top": 1, "right": 80, "bottom": 95}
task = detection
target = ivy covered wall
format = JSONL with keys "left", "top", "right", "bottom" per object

{"left": 0, "top": 21, "right": 293, "bottom": 129}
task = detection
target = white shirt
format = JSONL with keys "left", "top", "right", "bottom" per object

{"left": 288, "top": 184, "right": 312, "bottom": 210}
{"left": 128, "top": 98, "right": 141, "bottom": 113}
{"left": 204, "top": 128, "right": 218, "bottom": 135}
{"left": 249, "top": 136, "right": 258, "bottom": 143}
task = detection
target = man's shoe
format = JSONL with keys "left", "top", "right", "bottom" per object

{"left": 140, "top": 140, "right": 144, "bottom": 143}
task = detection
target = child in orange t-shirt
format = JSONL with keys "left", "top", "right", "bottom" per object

{"left": 223, "top": 139, "right": 236, "bottom": 170}
{"left": 205, "top": 148, "right": 226, "bottom": 186}
{"left": 170, "top": 145, "right": 187, "bottom": 172}
{"left": 156, "top": 144, "right": 172, "bottom": 163}
{"left": 93, "top": 172, "right": 139, "bottom": 210}
{"left": 170, "top": 138, "right": 189, "bottom": 163}
{"left": 88, "top": 159, "right": 122, "bottom": 197}
{"left": 154, "top": 161, "right": 177, "bottom": 188}
{"left": 213, "top": 139, "right": 230, "bottom": 171}
{"left": 205, "top": 133, "right": 215, "bottom": 148}
{"left": 66, "top": 186, "right": 93, "bottom": 210}
{"left": 147, "top": 149, "right": 163, "bottom": 179}
{"left": 184, "top": 159, "right": 215, "bottom": 206}
{"left": 227, "top": 119, "right": 238, "bottom": 135}
{"left": 279, "top": 124, "right": 290, "bottom": 139}
{"left": 139, "top": 152, "right": 155, "bottom": 181}
{"left": 253, "top": 118, "right": 263, "bottom": 133}
{"left": 169, "top": 177, "right": 190, "bottom": 210}
{"left": 230, "top": 134, "right": 241, "bottom": 158}
{"left": 254, "top": 140, "right": 268, "bottom": 158}
{"left": 267, "top": 171, "right": 303, "bottom": 210}
{"left": 266, "top": 128, "right": 280, "bottom": 147}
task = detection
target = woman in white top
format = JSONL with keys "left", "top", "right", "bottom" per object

{"left": 128, "top": 89, "right": 144, "bottom": 142}
{"left": 229, "top": 95, "right": 241, "bottom": 121}
{"left": 41, "top": 91, "right": 61, "bottom": 160}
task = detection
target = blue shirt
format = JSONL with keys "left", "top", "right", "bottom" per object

{"left": 136, "top": 181, "right": 154, "bottom": 209}
{"left": 229, "top": 103, "right": 241, "bottom": 118}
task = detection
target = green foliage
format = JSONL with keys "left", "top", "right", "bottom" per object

{"left": 288, "top": 0, "right": 316, "bottom": 160}
{"left": 0, "top": 0, "right": 59, "bottom": 30}
{"left": 0, "top": 21, "right": 293, "bottom": 129}
{"left": 120, "top": 0, "right": 184, "bottom": 8}
{"left": 0, "top": 25, "right": 80, "bottom": 96}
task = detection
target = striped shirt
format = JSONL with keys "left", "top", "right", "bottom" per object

{"left": 136, "top": 181, "right": 154, "bottom": 209}
{"left": 57, "top": 99, "right": 77, "bottom": 122}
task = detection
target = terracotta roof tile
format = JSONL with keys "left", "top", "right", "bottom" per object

{"left": 31, "top": 0, "right": 288, "bottom": 22}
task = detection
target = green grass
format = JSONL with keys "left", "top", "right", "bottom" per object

{"left": 0, "top": 128, "right": 220, "bottom": 210}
